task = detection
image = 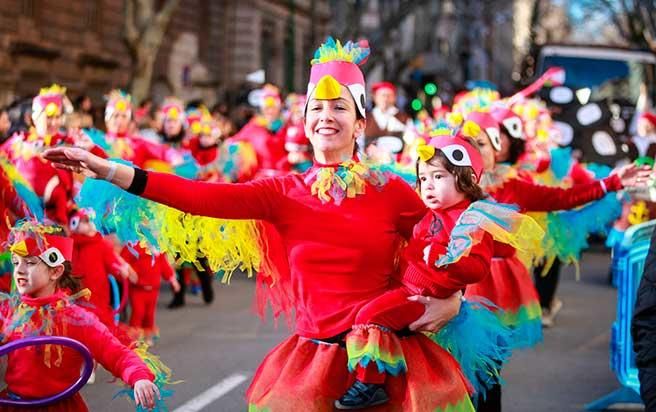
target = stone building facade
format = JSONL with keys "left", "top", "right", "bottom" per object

{"left": 0, "top": 0, "right": 330, "bottom": 106}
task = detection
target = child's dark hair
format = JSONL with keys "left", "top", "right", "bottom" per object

{"left": 56, "top": 261, "right": 81, "bottom": 293}
{"left": 416, "top": 138, "right": 486, "bottom": 201}
{"left": 502, "top": 128, "right": 526, "bottom": 165}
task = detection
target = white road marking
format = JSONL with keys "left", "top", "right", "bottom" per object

{"left": 172, "top": 373, "right": 249, "bottom": 412}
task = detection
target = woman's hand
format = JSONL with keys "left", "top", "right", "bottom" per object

{"left": 133, "top": 379, "right": 160, "bottom": 410}
{"left": 613, "top": 163, "right": 653, "bottom": 188}
{"left": 43, "top": 147, "right": 136, "bottom": 189}
{"left": 407, "top": 291, "right": 462, "bottom": 332}
{"left": 42, "top": 147, "right": 107, "bottom": 178}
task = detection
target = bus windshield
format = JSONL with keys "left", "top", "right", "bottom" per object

{"left": 541, "top": 54, "right": 655, "bottom": 106}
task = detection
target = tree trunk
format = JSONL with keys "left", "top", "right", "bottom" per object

{"left": 124, "top": 0, "right": 180, "bottom": 103}
{"left": 131, "top": 49, "right": 157, "bottom": 104}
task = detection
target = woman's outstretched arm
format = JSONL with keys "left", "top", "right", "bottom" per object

{"left": 43, "top": 147, "right": 280, "bottom": 220}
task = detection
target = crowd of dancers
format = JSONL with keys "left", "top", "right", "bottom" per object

{"left": 0, "top": 36, "right": 653, "bottom": 411}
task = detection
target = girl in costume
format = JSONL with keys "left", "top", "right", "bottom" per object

{"left": 227, "top": 84, "right": 291, "bottom": 179}
{"left": 462, "top": 109, "right": 650, "bottom": 412}
{"left": 121, "top": 243, "right": 179, "bottom": 344}
{"left": 46, "top": 37, "right": 478, "bottom": 412}
{"left": 0, "top": 220, "right": 162, "bottom": 411}
{"left": 336, "top": 126, "right": 541, "bottom": 409}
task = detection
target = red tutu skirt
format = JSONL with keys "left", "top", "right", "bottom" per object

{"left": 466, "top": 255, "right": 542, "bottom": 348}
{"left": 246, "top": 333, "right": 475, "bottom": 412}
{"left": 0, "top": 390, "right": 87, "bottom": 412}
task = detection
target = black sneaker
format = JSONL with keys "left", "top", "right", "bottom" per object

{"left": 167, "top": 300, "right": 185, "bottom": 309}
{"left": 334, "top": 380, "right": 389, "bottom": 410}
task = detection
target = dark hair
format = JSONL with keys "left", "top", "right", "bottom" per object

{"left": 501, "top": 128, "right": 526, "bottom": 165}
{"left": 55, "top": 261, "right": 82, "bottom": 293}
{"left": 416, "top": 141, "right": 486, "bottom": 202}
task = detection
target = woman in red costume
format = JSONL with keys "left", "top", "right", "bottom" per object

{"left": 46, "top": 37, "right": 476, "bottom": 412}
{"left": 462, "top": 110, "right": 651, "bottom": 412}
{"left": 0, "top": 221, "right": 162, "bottom": 411}
{"left": 0, "top": 85, "right": 103, "bottom": 225}
{"left": 103, "top": 90, "right": 179, "bottom": 169}
{"left": 227, "top": 84, "right": 291, "bottom": 179}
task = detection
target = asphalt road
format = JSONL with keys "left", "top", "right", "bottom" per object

{"left": 81, "top": 250, "right": 639, "bottom": 412}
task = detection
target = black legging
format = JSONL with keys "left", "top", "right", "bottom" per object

{"left": 476, "top": 383, "right": 501, "bottom": 412}
{"left": 169, "top": 258, "right": 214, "bottom": 307}
{"left": 534, "top": 259, "right": 562, "bottom": 309}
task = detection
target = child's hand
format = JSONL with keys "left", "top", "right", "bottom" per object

{"left": 423, "top": 246, "right": 431, "bottom": 264}
{"left": 170, "top": 277, "right": 181, "bottom": 293}
{"left": 126, "top": 266, "right": 138, "bottom": 284}
{"left": 134, "top": 379, "right": 160, "bottom": 410}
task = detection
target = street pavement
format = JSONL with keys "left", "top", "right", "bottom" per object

{"left": 81, "top": 249, "right": 640, "bottom": 411}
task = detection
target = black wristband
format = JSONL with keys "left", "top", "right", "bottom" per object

{"left": 127, "top": 168, "right": 148, "bottom": 195}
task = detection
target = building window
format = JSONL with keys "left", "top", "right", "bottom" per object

{"left": 261, "top": 18, "right": 276, "bottom": 82}
{"left": 21, "top": 0, "right": 35, "bottom": 17}
{"left": 284, "top": 14, "right": 295, "bottom": 91}
{"left": 85, "top": 0, "right": 102, "bottom": 32}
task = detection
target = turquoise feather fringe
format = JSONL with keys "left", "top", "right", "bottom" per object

{"left": 431, "top": 299, "right": 513, "bottom": 399}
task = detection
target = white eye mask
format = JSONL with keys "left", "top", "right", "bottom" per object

{"left": 39, "top": 247, "right": 66, "bottom": 268}
{"left": 440, "top": 144, "right": 474, "bottom": 168}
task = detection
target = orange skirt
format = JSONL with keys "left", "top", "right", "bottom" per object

{"left": 246, "top": 333, "right": 475, "bottom": 412}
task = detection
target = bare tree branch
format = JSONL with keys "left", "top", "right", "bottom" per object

{"left": 156, "top": 0, "right": 181, "bottom": 27}
{"left": 124, "top": 0, "right": 139, "bottom": 48}
{"left": 136, "top": 0, "right": 155, "bottom": 29}
{"left": 599, "top": 0, "right": 630, "bottom": 40}
{"left": 639, "top": 2, "right": 656, "bottom": 44}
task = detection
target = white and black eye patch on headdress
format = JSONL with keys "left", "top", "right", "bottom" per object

{"left": 440, "top": 144, "right": 474, "bottom": 168}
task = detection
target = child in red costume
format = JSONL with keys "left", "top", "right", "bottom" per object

{"left": 1, "top": 221, "right": 161, "bottom": 411}
{"left": 121, "top": 244, "right": 179, "bottom": 343}
{"left": 69, "top": 208, "right": 133, "bottom": 328}
{"left": 337, "top": 128, "right": 540, "bottom": 409}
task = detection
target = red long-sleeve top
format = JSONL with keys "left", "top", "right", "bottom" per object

{"left": 121, "top": 244, "right": 175, "bottom": 290}
{"left": 1, "top": 291, "right": 153, "bottom": 398}
{"left": 229, "top": 118, "right": 291, "bottom": 173}
{"left": 487, "top": 172, "right": 623, "bottom": 256}
{"left": 71, "top": 233, "right": 123, "bottom": 316}
{"left": 489, "top": 174, "right": 622, "bottom": 213}
{"left": 400, "top": 200, "right": 493, "bottom": 298}
{"left": 133, "top": 164, "right": 426, "bottom": 338}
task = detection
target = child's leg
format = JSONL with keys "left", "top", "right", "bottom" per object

{"left": 354, "top": 287, "right": 425, "bottom": 329}
{"left": 129, "top": 289, "right": 146, "bottom": 329}
{"left": 142, "top": 291, "right": 159, "bottom": 340}
{"left": 337, "top": 288, "right": 425, "bottom": 409}
{"left": 347, "top": 287, "right": 425, "bottom": 384}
